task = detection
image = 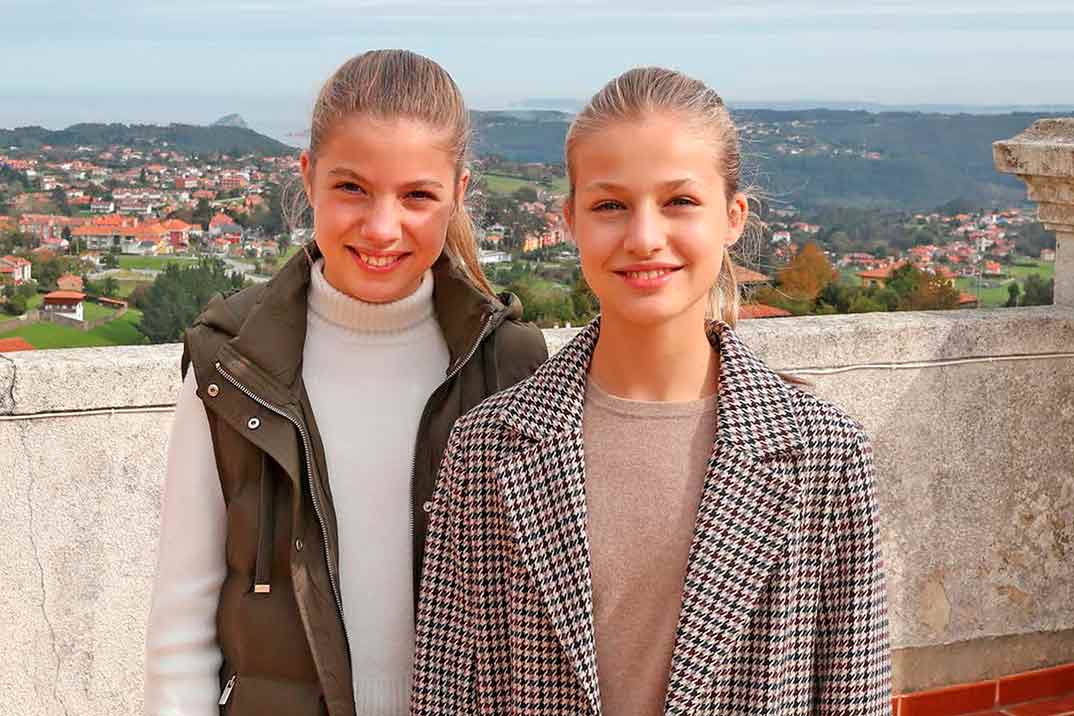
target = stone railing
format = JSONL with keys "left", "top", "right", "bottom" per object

{"left": 2, "top": 121, "right": 1073, "bottom": 715}
{"left": 995, "top": 117, "right": 1074, "bottom": 307}
{"left": 4, "top": 307, "right": 1073, "bottom": 715}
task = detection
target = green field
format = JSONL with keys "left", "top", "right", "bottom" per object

{"left": 0, "top": 308, "right": 146, "bottom": 349}
{"left": 955, "top": 278, "right": 1012, "bottom": 308}
{"left": 82, "top": 301, "right": 117, "bottom": 322}
{"left": 118, "top": 255, "right": 199, "bottom": 271}
{"left": 481, "top": 172, "right": 570, "bottom": 197}
{"left": 116, "top": 279, "right": 151, "bottom": 297}
{"left": 483, "top": 173, "right": 534, "bottom": 194}
{"left": 1005, "top": 259, "right": 1055, "bottom": 281}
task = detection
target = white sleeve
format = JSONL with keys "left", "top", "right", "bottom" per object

{"left": 143, "top": 370, "right": 228, "bottom": 716}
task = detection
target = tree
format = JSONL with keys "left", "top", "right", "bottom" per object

{"left": 1005, "top": 282, "right": 1022, "bottom": 307}
{"left": 3, "top": 293, "right": 27, "bottom": 316}
{"left": 30, "top": 254, "right": 62, "bottom": 289}
{"left": 127, "top": 284, "right": 152, "bottom": 310}
{"left": 776, "top": 242, "right": 835, "bottom": 301}
{"left": 51, "top": 187, "right": 71, "bottom": 216}
{"left": 886, "top": 264, "right": 959, "bottom": 311}
{"left": 817, "top": 281, "right": 852, "bottom": 313}
{"left": 1022, "top": 274, "right": 1054, "bottom": 306}
{"left": 568, "top": 275, "right": 599, "bottom": 324}
{"left": 848, "top": 294, "right": 885, "bottom": 313}
{"left": 100, "top": 276, "right": 120, "bottom": 298}
{"left": 512, "top": 186, "right": 539, "bottom": 203}
{"left": 192, "top": 198, "right": 212, "bottom": 229}
{"left": 139, "top": 258, "right": 246, "bottom": 342}
{"left": 901, "top": 272, "right": 959, "bottom": 311}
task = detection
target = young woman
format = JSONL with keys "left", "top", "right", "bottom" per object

{"left": 412, "top": 67, "right": 890, "bottom": 715}
{"left": 143, "top": 50, "right": 547, "bottom": 716}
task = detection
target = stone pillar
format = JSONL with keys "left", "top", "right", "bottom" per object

{"left": 994, "top": 118, "right": 1074, "bottom": 307}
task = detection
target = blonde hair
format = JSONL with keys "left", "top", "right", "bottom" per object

{"left": 290, "top": 49, "right": 494, "bottom": 298}
{"left": 565, "top": 67, "right": 762, "bottom": 326}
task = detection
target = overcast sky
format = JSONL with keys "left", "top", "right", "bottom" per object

{"left": 2, "top": 0, "right": 1072, "bottom": 131}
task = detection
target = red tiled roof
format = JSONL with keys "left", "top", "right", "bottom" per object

{"left": 857, "top": 261, "right": 906, "bottom": 280}
{"left": 44, "top": 290, "right": 86, "bottom": 301}
{"left": 739, "top": 303, "right": 793, "bottom": 319}
{"left": 160, "top": 218, "right": 193, "bottom": 231}
{"left": 0, "top": 337, "right": 35, "bottom": 353}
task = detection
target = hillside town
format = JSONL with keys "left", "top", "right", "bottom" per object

{"left": 0, "top": 137, "right": 1057, "bottom": 351}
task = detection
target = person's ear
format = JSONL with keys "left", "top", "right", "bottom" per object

{"left": 562, "top": 197, "right": 575, "bottom": 235}
{"left": 299, "top": 151, "right": 315, "bottom": 205}
{"left": 455, "top": 168, "right": 470, "bottom": 208}
{"left": 726, "top": 192, "right": 749, "bottom": 248}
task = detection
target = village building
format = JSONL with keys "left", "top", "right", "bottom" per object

{"left": 0, "top": 255, "right": 32, "bottom": 284}
{"left": 42, "top": 290, "right": 85, "bottom": 321}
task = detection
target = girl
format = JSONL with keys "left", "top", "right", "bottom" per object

{"left": 143, "top": 50, "right": 547, "bottom": 716}
{"left": 412, "top": 67, "right": 890, "bottom": 714}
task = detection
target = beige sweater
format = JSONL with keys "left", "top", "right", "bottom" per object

{"left": 582, "top": 379, "right": 718, "bottom": 716}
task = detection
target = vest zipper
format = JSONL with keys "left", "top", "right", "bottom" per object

{"left": 410, "top": 312, "right": 496, "bottom": 594}
{"left": 253, "top": 453, "right": 276, "bottom": 594}
{"left": 219, "top": 674, "right": 237, "bottom": 706}
{"left": 214, "top": 362, "right": 347, "bottom": 631}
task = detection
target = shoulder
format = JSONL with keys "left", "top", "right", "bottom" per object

{"left": 490, "top": 318, "right": 548, "bottom": 392}
{"left": 191, "top": 282, "right": 268, "bottom": 336}
{"left": 786, "top": 384, "right": 874, "bottom": 476}
{"left": 442, "top": 372, "right": 533, "bottom": 474}
{"left": 182, "top": 282, "right": 269, "bottom": 377}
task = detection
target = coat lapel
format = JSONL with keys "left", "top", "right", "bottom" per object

{"left": 498, "top": 431, "right": 600, "bottom": 715}
{"left": 493, "top": 320, "right": 805, "bottom": 715}
{"left": 496, "top": 320, "right": 601, "bottom": 715}
{"left": 664, "top": 323, "right": 805, "bottom": 713}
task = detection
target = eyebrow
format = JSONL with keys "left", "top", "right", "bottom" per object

{"left": 326, "top": 167, "right": 446, "bottom": 190}
{"left": 583, "top": 177, "right": 698, "bottom": 193}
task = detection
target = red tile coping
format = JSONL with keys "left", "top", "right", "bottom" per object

{"left": 893, "top": 663, "right": 1074, "bottom": 716}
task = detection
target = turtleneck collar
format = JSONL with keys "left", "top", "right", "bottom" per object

{"left": 307, "top": 258, "right": 435, "bottom": 334}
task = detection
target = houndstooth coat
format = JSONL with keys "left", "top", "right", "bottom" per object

{"left": 412, "top": 319, "right": 891, "bottom": 715}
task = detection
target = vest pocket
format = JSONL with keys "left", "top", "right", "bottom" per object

{"left": 253, "top": 453, "right": 276, "bottom": 595}
{"left": 219, "top": 673, "right": 325, "bottom": 715}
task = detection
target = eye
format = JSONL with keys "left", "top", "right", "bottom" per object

{"left": 591, "top": 199, "right": 625, "bottom": 212}
{"left": 405, "top": 190, "right": 438, "bottom": 201}
{"left": 334, "top": 181, "right": 365, "bottom": 195}
{"left": 668, "top": 195, "right": 699, "bottom": 207}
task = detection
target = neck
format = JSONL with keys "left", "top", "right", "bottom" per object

{"left": 307, "top": 258, "right": 435, "bottom": 334}
{"left": 589, "top": 302, "right": 718, "bottom": 402}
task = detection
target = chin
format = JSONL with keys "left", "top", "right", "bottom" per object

{"left": 602, "top": 292, "right": 709, "bottom": 330}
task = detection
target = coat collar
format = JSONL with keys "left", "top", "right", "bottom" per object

{"left": 221, "top": 241, "right": 512, "bottom": 397}
{"left": 495, "top": 317, "right": 804, "bottom": 461}
{"left": 493, "top": 317, "right": 806, "bottom": 714}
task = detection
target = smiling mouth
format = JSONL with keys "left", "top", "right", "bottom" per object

{"left": 347, "top": 246, "right": 408, "bottom": 268}
{"left": 616, "top": 267, "right": 683, "bottom": 280}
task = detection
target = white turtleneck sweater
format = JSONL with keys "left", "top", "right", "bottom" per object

{"left": 144, "top": 260, "right": 451, "bottom": 715}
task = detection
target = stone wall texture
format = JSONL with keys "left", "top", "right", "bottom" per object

{"left": 2, "top": 307, "right": 1073, "bottom": 713}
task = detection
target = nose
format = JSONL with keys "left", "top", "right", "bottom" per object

{"left": 622, "top": 202, "right": 666, "bottom": 257}
{"left": 362, "top": 198, "right": 403, "bottom": 246}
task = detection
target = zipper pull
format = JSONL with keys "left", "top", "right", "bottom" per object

{"left": 219, "top": 674, "right": 237, "bottom": 706}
